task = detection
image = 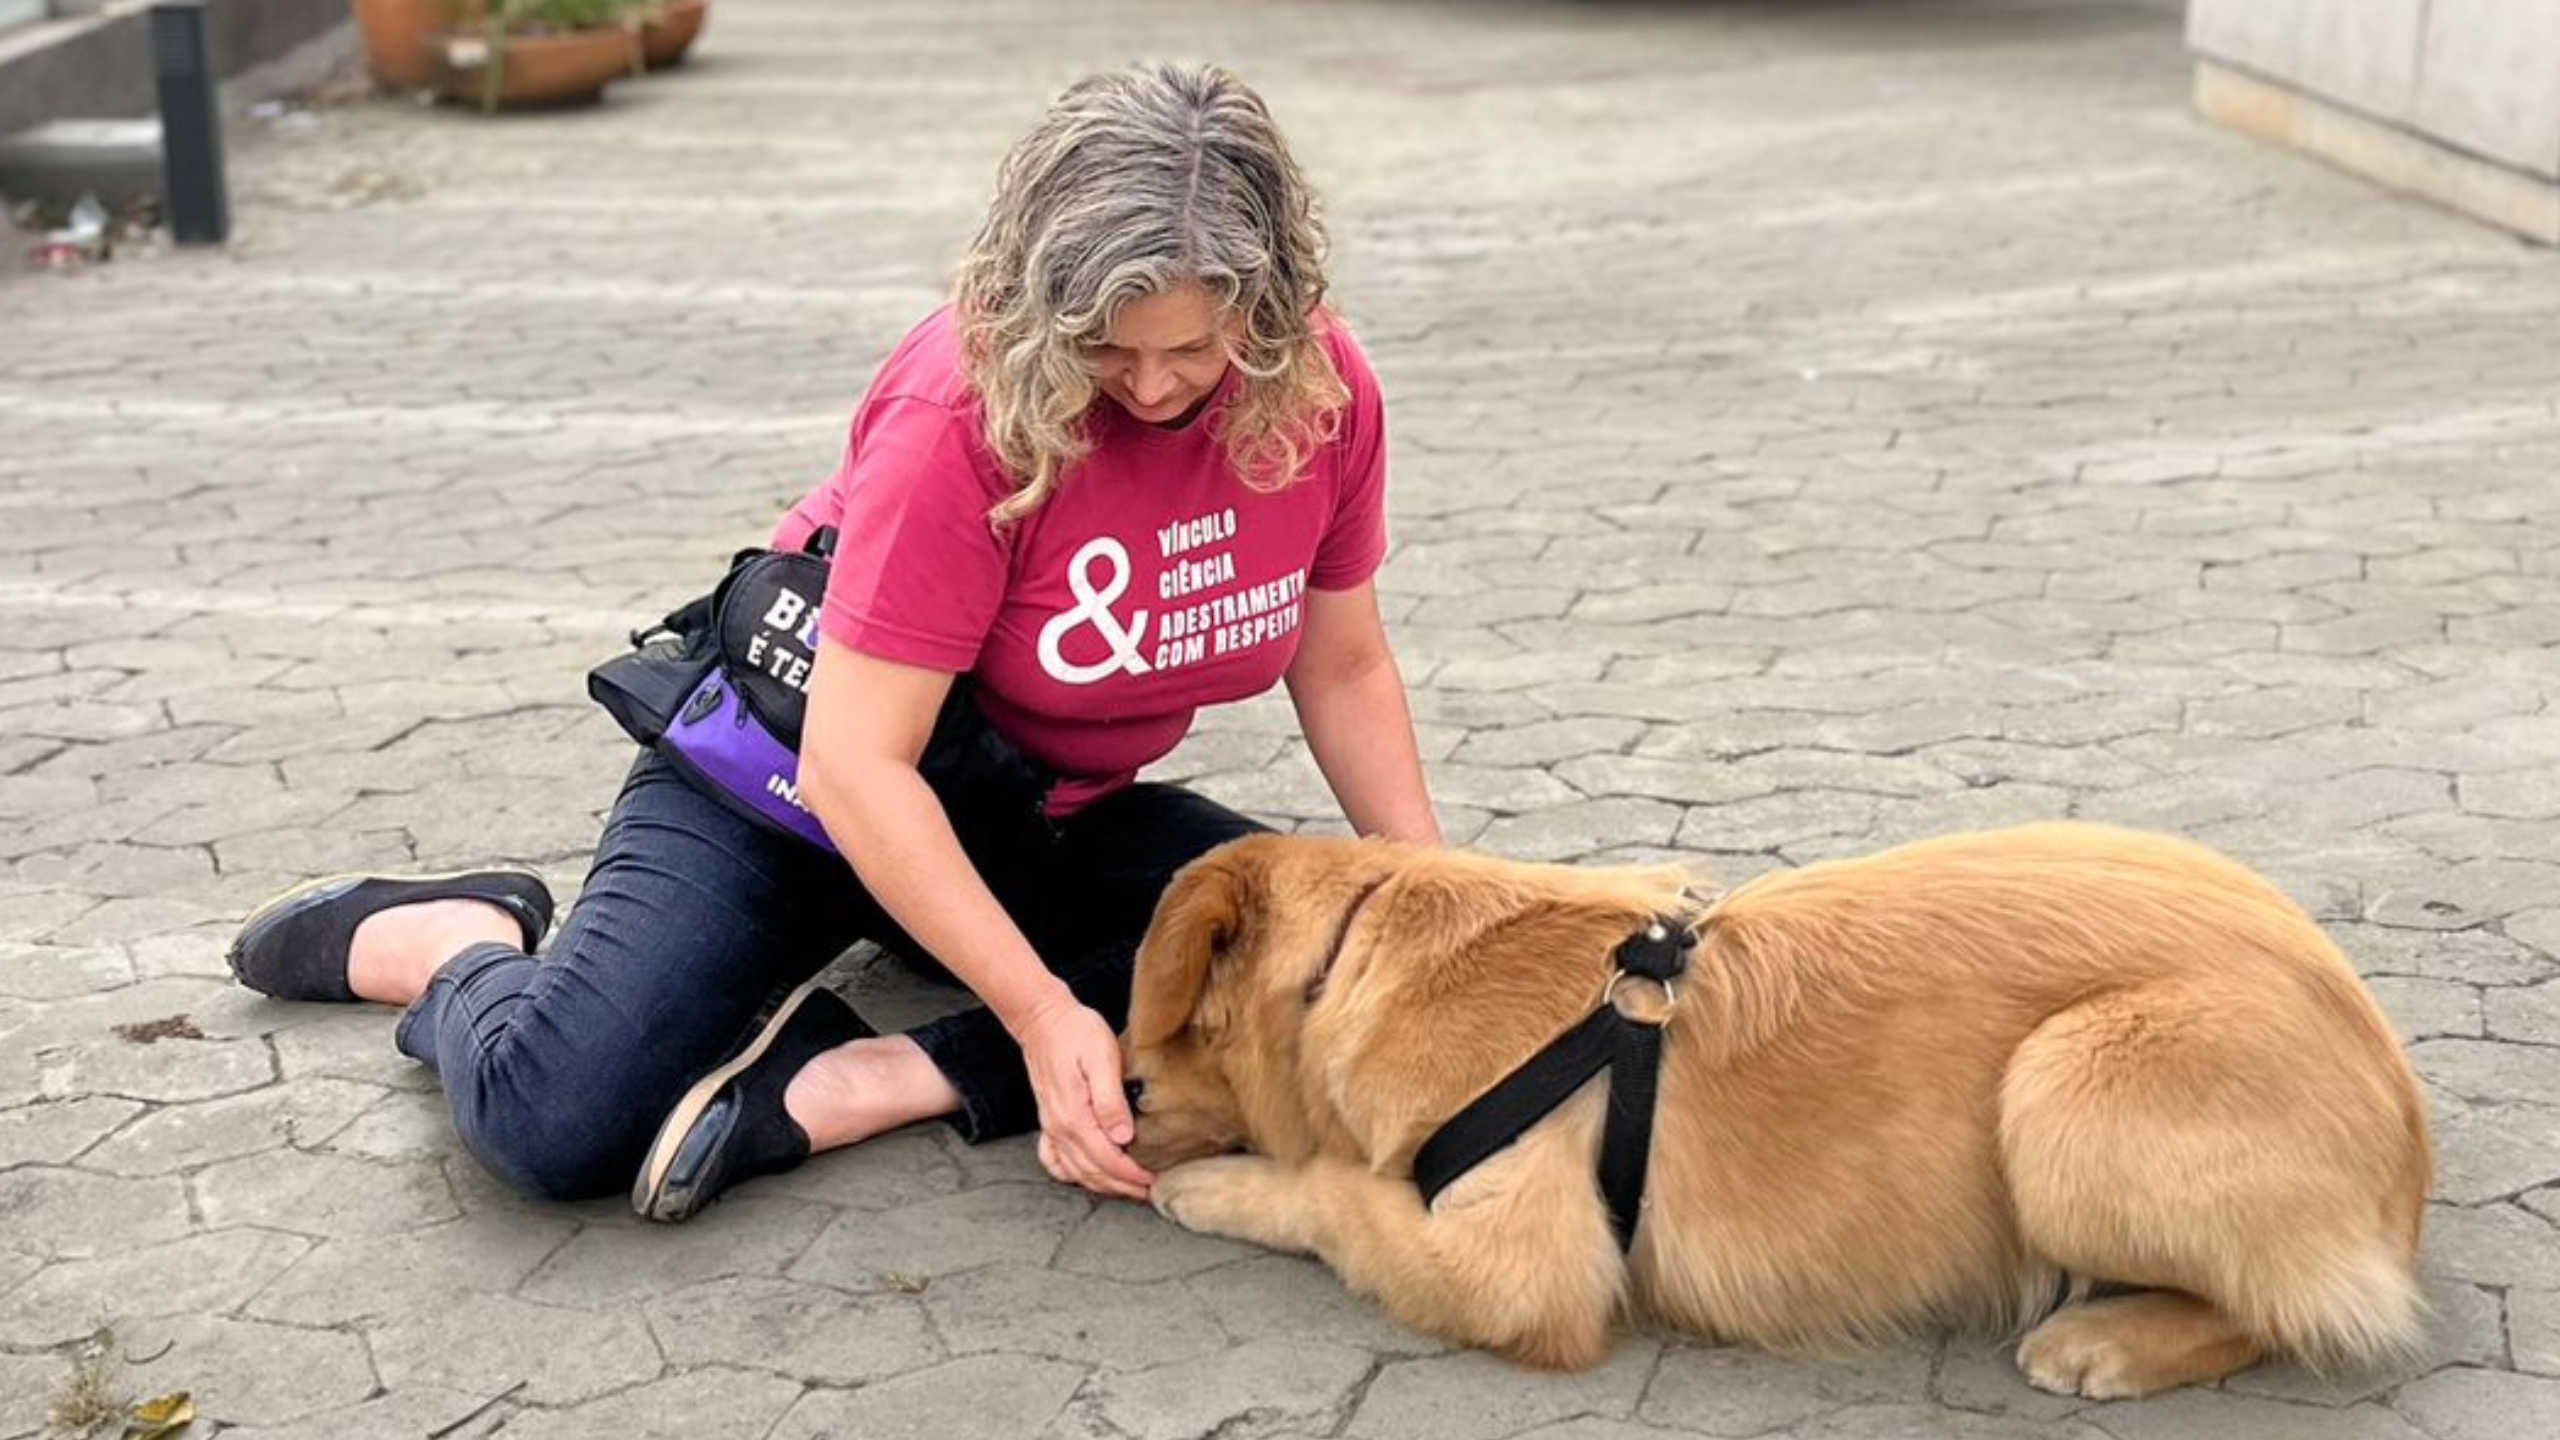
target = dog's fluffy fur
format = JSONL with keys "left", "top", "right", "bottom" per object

{"left": 1121, "top": 822, "right": 2431, "bottom": 1397}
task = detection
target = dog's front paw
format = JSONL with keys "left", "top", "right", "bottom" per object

{"left": 1151, "top": 1155, "right": 1303, "bottom": 1252}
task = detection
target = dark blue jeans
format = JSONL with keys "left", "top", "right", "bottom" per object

{"left": 394, "top": 748, "right": 1266, "bottom": 1201}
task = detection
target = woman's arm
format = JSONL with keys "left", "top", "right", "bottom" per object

{"left": 1283, "top": 580, "right": 1441, "bottom": 844}
{"left": 798, "top": 636, "right": 1152, "bottom": 1199}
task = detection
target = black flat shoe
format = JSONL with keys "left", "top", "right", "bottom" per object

{"left": 632, "top": 976, "right": 874, "bottom": 1223}
{"left": 226, "top": 869, "right": 554, "bottom": 1003}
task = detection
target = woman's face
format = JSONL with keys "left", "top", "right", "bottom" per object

{"left": 1082, "top": 284, "right": 1237, "bottom": 428}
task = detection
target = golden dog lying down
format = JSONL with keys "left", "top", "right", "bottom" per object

{"left": 1121, "top": 822, "right": 2430, "bottom": 1397}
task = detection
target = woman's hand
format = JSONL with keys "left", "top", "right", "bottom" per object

{"left": 1016, "top": 996, "right": 1156, "bottom": 1200}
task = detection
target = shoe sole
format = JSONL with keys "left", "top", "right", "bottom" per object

{"left": 632, "top": 973, "right": 828, "bottom": 1223}
{"left": 225, "top": 866, "right": 552, "bottom": 986}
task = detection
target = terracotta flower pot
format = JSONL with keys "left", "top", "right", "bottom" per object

{"left": 641, "top": 0, "right": 710, "bottom": 70}
{"left": 432, "top": 27, "right": 641, "bottom": 111}
{"left": 350, "top": 0, "right": 462, "bottom": 91}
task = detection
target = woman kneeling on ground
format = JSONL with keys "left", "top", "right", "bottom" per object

{"left": 224, "top": 61, "right": 1440, "bottom": 1220}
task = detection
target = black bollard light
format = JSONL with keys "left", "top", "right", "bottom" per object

{"left": 150, "top": 0, "right": 229, "bottom": 245}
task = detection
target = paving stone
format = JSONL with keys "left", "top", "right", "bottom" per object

{"left": 1151, "top": 729, "right": 1294, "bottom": 783}
{"left": 646, "top": 1273, "right": 940, "bottom": 1386}
{"left": 1053, "top": 1198, "right": 1260, "bottom": 1283}
{"left": 1479, "top": 797, "right": 1685, "bottom": 863}
{"left": 0, "top": 1166, "right": 193, "bottom": 1261}
{"left": 310, "top": 1085, "right": 457, "bottom": 1163}
{"left": 2370, "top": 977, "right": 2487, "bottom": 1045}
{"left": 2391, "top": 1366, "right": 2560, "bottom": 1440}
{"left": 2513, "top": 1288, "right": 2560, "bottom": 1377}
{"left": 923, "top": 1262, "right": 1228, "bottom": 1370}
{"left": 1637, "top": 1341, "right": 1933, "bottom": 1435}
{"left": 518, "top": 1192, "right": 835, "bottom": 1307}
{"left": 2516, "top": 1184, "right": 2560, "bottom": 1226}
{"left": 1675, "top": 789, "right": 1883, "bottom": 856}
{"left": 1795, "top": 1405, "right": 2115, "bottom": 1440}
{"left": 1450, "top": 718, "right": 1650, "bottom": 768}
{"left": 47, "top": 895, "right": 235, "bottom": 948}
{"left": 35, "top": 1027, "right": 275, "bottom": 1107}
{"left": 214, "top": 1387, "right": 499, "bottom": 1440}
{"left": 2087, "top": 1391, "right": 2428, "bottom": 1440}
{"left": 1510, "top": 1421, "right": 1717, "bottom": 1440}
{"left": 0, "top": 891, "right": 98, "bottom": 945}
{"left": 2421, "top": 1203, "right": 2560, "bottom": 1290}
{"left": 192, "top": 1146, "right": 458, "bottom": 1240}
{"left": 0, "top": 1351, "right": 64, "bottom": 1440}
{"left": 2486, "top": 982, "right": 2560, "bottom": 1045}
{"left": 243, "top": 1214, "right": 575, "bottom": 1327}
{"left": 113, "top": 1312, "right": 375, "bottom": 1428}
{"left": 1074, "top": 1337, "right": 1373, "bottom": 1440}
{"left": 121, "top": 928, "right": 241, "bottom": 985}
{"left": 0, "top": 1244, "right": 38, "bottom": 1297}
{"left": 0, "top": 943, "right": 135, "bottom": 1003}
{"left": 767, "top": 1353, "right": 1088, "bottom": 1440}
{"left": 0, "top": 1227, "right": 311, "bottom": 1346}
{"left": 2429, "top": 1101, "right": 2560, "bottom": 1205}
{"left": 1921, "top": 739, "right": 2160, "bottom": 794}
{"left": 1347, "top": 1342, "right": 1656, "bottom": 1439}
{"left": 79, "top": 1075, "right": 379, "bottom": 1176}
{"left": 1425, "top": 763, "right": 1588, "bottom": 815}
{"left": 2376, "top": 860, "right": 2560, "bottom": 933}
{"left": 1553, "top": 755, "right": 1780, "bottom": 809}
{"left": 2509, "top": 908, "right": 2560, "bottom": 967}
{"left": 0, "top": 977, "right": 240, "bottom": 1052}
{"left": 1182, "top": 1254, "right": 1451, "bottom": 1358}
{"left": 370, "top": 1291, "right": 662, "bottom": 1407}
{"left": 2411, "top": 1040, "right": 2560, "bottom": 1109}
{"left": 1190, "top": 749, "right": 1341, "bottom": 822}
{"left": 0, "top": 1095, "right": 143, "bottom": 1167}
{"left": 790, "top": 1181, "right": 1090, "bottom": 1289}
{"left": 497, "top": 1367, "right": 806, "bottom": 1440}
{"left": 1435, "top": 652, "right": 1615, "bottom": 693}
{"left": 2337, "top": 923, "right": 2556, "bottom": 989}
{"left": 266, "top": 1008, "right": 438, "bottom": 1092}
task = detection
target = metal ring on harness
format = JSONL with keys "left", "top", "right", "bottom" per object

{"left": 1600, "top": 966, "right": 1678, "bottom": 1024}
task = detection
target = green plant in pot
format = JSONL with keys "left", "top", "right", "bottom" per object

{"left": 439, "top": 0, "right": 641, "bottom": 113}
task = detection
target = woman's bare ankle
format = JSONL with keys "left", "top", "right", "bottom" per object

{"left": 784, "top": 1035, "right": 960, "bottom": 1153}
{"left": 345, "top": 898, "right": 522, "bottom": 1005}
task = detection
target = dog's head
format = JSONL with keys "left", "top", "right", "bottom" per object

{"left": 1119, "top": 833, "right": 1398, "bottom": 1170}
{"left": 1121, "top": 833, "right": 1695, "bottom": 1173}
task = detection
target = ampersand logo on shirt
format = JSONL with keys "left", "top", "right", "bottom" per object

{"left": 1037, "top": 537, "right": 1155, "bottom": 685}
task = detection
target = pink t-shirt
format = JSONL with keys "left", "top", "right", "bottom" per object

{"left": 774, "top": 306, "right": 1388, "bottom": 814}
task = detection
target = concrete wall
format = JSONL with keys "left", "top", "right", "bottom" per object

{"left": 0, "top": 0, "right": 345, "bottom": 139}
{"left": 2189, "top": 0, "right": 2560, "bottom": 180}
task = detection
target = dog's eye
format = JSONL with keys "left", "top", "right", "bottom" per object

{"left": 1122, "top": 1077, "right": 1147, "bottom": 1113}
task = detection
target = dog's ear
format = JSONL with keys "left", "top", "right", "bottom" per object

{"left": 1126, "top": 842, "right": 1256, "bottom": 1049}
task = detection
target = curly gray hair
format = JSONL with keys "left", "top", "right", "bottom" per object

{"left": 952, "top": 62, "right": 1348, "bottom": 524}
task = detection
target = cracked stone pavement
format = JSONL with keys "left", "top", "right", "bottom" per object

{"left": 4, "top": 0, "right": 2558, "bottom": 1436}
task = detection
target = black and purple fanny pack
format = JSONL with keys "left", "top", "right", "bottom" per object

{"left": 587, "top": 528, "right": 1048, "bottom": 851}
{"left": 588, "top": 530, "right": 837, "bottom": 848}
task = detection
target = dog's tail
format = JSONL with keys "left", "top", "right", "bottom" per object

{"left": 2230, "top": 1242, "right": 2429, "bottom": 1373}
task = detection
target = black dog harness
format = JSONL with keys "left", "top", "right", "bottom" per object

{"left": 1410, "top": 910, "right": 1700, "bottom": 1251}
